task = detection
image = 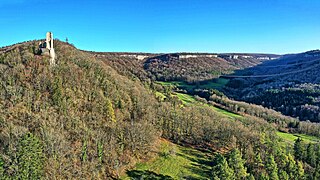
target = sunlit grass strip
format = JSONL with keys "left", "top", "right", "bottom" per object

{"left": 277, "top": 132, "right": 320, "bottom": 144}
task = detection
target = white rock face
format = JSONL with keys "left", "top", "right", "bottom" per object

{"left": 120, "top": 54, "right": 149, "bottom": 60}
{"left": 179, "top": 54, "right": 218, "bottom": 59}
{"left": 257, "top": 57, "right": 270, "bottom": 60}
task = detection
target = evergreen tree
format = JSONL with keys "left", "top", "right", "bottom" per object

{"left": 228, "top": 148, "right": 248, "bottom": 179}
{"left": 306, "top": 143, "right": 316, "bottom": 167}
{"left": 286, "top": 153, "right": 297, "bottom": 179}
{"left": 258, "top": 173, "right": 269, "bottom": 180}
{"left": 296, "top": 161, "right": 305, "bottom": 180}
{"left": 105, "top": 98, "right": 116, "bottom": 123}
{"left": 248, "top": 174, "right": 255, "bottom": 180}
{"left": 277, "top": 151, "right": 288, "bottom": 170}
{"left": 265, "top": 155, "right": 279, "bottom": 180}
{"left": 294, "top": 138, "right": 304, "bottom": 160}
{"left": 278, "top": 170, "right": 289, "bottom": 180}
{"left": 253, "top": 152, "right": 264, "bottom": 173}
{"left": 0, "top": 156, "right": 5, "bottom": 179}
{"left": 17, "top": 132, "right": 44, "bottom": 179}
{"left": 52, "top": 76, "right": 64, "bottom": 107}
{"left": 314, "top": 163, "right": 320, "bottom": 180}
{"left": 212, "top": 153, "right": 234, "bottom": 180}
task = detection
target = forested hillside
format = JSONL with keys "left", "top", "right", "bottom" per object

{"left": 90, "top": 46, "right": 320, "bottom": 179}
{"left": 0, "top": 40, "right": 163, "bottom": 178}
{"left": 222, "top": 50, "right": 320, "bottom": 123}
{"left": 89, "top": 51, "right": 277, "bottom": 84}
{"left": 0, "top": 41, "right": 319, "bottom": 179}
{"left": 144, "top": 53, "right": 277, "bottom": 82}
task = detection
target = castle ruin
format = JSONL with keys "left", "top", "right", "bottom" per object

{"left": 39, "top": 32, "right": 56, "bottom": 65}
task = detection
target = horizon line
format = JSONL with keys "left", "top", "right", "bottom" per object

{"left": 1, "top": 38, "right": 318, "bottom": 56}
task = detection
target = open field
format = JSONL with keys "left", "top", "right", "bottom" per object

{"left": 277, "top": 132, "right": 320, "bottom": 144}
{"left": 174, "top": 92, "right": 241, "bottom": 119}
{"left": 199, "top": 78, "right": 230, "bottom": 90}
{"left": 122, "top": 140, "right": 212, "bottom": 179}
{"left": 175, "top": 92, "right": 196, "bottom": 104}
{"left": 156, "top": 78, "right": 229, "bottom": 91}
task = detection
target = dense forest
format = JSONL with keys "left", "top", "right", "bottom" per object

{"left": 244, "top": 85, "right": 320, "bottom": 121}
{"left": 0, "top": 41, "right": 319, "bottom": 179}
{"left": 222, "top": 50, "right": 320, "bottom": 123}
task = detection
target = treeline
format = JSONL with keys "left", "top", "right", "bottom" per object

{"left": 153, "top": 89, "right": 319, "bottom": 179}
{"left": 207, "top": 92, "right": 320, "bottom": 137}
{"left": 161, "top": 94, "right": 319, "bottom": 179}
{"left": 209, "top": 94, "right": 295, "bottom": 126}
{"left": 211, "top": 129, "right": 320, "bottom": 180}
{"left": 212, "top": 146, "right": 307, "bottom": 180}
{"left": 247, "top": 86, "right": 320, "bottom": 123}
{"left": 154, "top": 83, "right": 296, "bottom": 128}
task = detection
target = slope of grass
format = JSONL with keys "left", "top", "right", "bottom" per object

{"left": 175, "top": 92, "right": 196, "bottom": 104}
{"left": 209, "top": 105, "right": 242, "bottom": 118}
{"left": 199, "top": 78, "right": 229, "bottom": 90}
{"left": 157, "top": 81, "right": 181, "bottom": 87}
{"left": 157, "top": 80, "right": 241, "bottom": 119}
{"left": 157, "top": 78, "right": 229, "bottom": 91}
{"left": 298, "top": 134, "right": 320, "bottom": 143}
{"left": 122, "top": 140, "right": 212, "bottom": 179}
{"left": 174, "top": 92, "right": 241, "bottom": 119}
{"left": 277, "top": 132, "right": 320, "bottom": 144}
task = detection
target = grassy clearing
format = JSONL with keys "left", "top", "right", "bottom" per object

{"left": 156, "top": 79, "right": 239, "bottom": 119}
{"left": 199, "top": 78, "right": 229, "bottom": 90}
{"left": 157, "top": 81, "right": 182, "bottom": 87}
{"left": 298, "top": 134, "right": 320, "bottom": 143}
{"left": 156, "top": 78, "right": 229, "bottom": 91}
{"left": 277, "top": 132, "right": 320, "bottom": 144}
{"left": 122, "top": 140, "right": 212, "bottom": 180}
{"left": 174, "top": 92, "right": 241, "bottom": 119}
{"left": 157, "top": 81, "right": 194, "bottom": 91}
{"left": 175, "top": 93, "right": 196, "bottom": 104}
{"left": 209, "top": 105, "right": 242, "bottom": 118}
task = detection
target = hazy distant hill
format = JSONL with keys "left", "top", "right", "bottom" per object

{"left": 87, "top": 50, "right": 279, "bottom": 83}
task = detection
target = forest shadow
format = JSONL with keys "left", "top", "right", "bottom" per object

{"left": 126, "top": 170, "right": 173, "bottom": 180}
{"left": 176, "top": 148, "right": 213, "bottom": 179}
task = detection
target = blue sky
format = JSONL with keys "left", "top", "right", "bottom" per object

{"left": 0, "top": 0, "right": 320, "bottom": 54}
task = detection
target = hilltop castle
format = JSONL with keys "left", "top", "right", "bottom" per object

{"left": 39, "top": 32, "right": 56, "bottom": 65}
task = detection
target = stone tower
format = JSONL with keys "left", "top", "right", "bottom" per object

{"left": 39, "top": 32, "right": 56, "bottom": 66}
